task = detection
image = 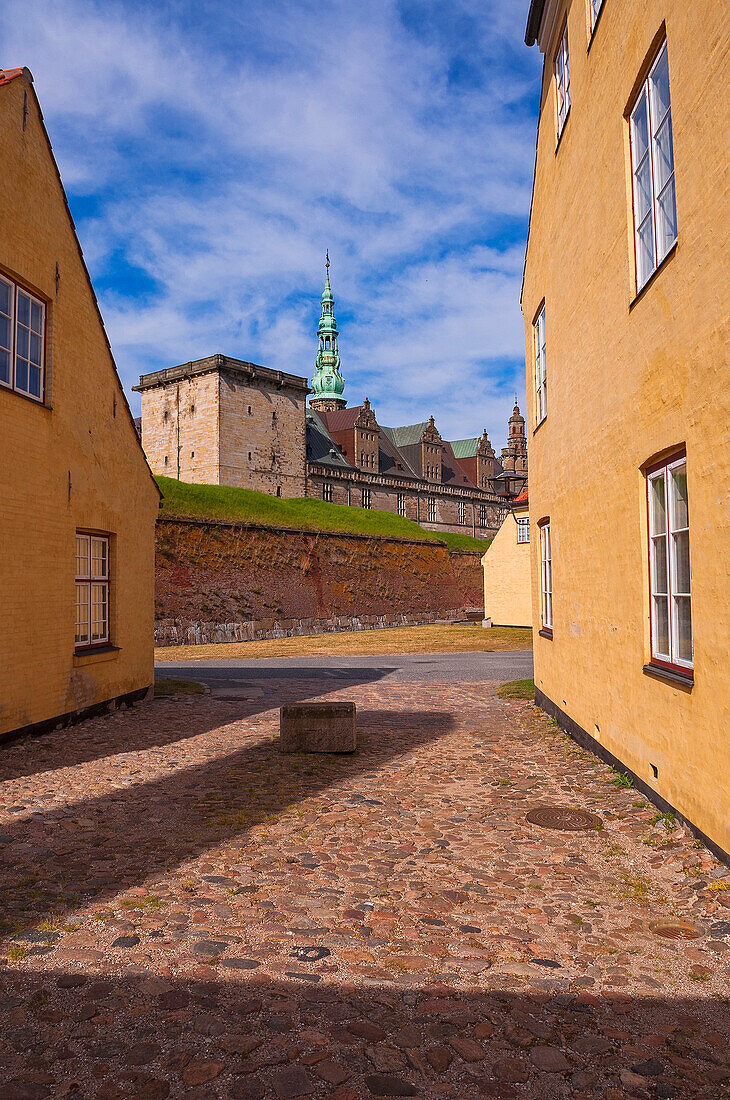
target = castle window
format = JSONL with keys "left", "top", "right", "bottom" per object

{"left": 164, "top": 456, "right": 169, "bottom": 466}
{"left": 540, "top": 521, "right": 553, "bottom": 634}
{"left": 362, "top": 487, "right": 371, "bottom": 509}
{"left": 647, "top": 452, "right": 692, "bottom": 673}
{"left": 248, "top": 406, "right": 252, "bottom": 415}
{"left": 75, "top": 533, "right": 109, "bottom": 650}
{"left": 248, "top": 452, "right": 252, "bottom": 460}
{"left": 630, "top": 40, "right": 677, "bottom": 291}
{"left": 0, "top": 274, "right": 45, "bottom": 401}
{"left": 397, "top": 492, "right": 406, "bottom": 517}
{"left": 534, "top": 305, "right": 547, "bottom": 425}
{"left": 479, "top": 505, "right": 488, "bottom": 526}
{"left": 323, "top": 483, "right": 333, "bottom": 503}
{"left": 272, "top": 410, "right": 277, "bottom": 424}
{"left": 458, "top": 501, "right": 466, "bottom": 525}
{"left": 517, "top": 518, "right": 530, "bottom": 544}
{"left": 554, "top": 22, "right": 570, "bottom": 138}
{"left": 428, "top": 497, "right": 436, "bottom": 523}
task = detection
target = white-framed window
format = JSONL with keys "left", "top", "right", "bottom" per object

{"left": 75, "top": 533, "right": 110, "bottom": 649}
{"left": 322, "top": 483, "right": 332, "bottom": 502}
{"left": 458, "top": 500, "right": 466, "bottom": 525}
{"left": 534, "top": 305, "right": 547, "bottom": 425}
{"left": 540, "top": 522, "right": 553, "bottom": 631}
{"left": 397, "top": 492, "right": 406, "bottom": 517}
{"left": 630, "top": 41, "right": 677, "bottom": 291}
{"left": 362, "top": 487, "right": 371, "bottom": 509}
{"left": 555, "top": 23, "right": 571, "bottom": 137}
{"left": 428, "top": 497, "right": 436, "bottom": 523}
{"left": 590, "top": 0, "right": 605, "bottom": 31}
{"left": 479, "top": 504, "right": 488, "bottom": 527}
{"left": 0, "top": 274, "right": 45, "bottom": 400}
{"left": 647, "top": 453, "right": 692, "bottom": 670}
{"left": 517, "top": 517, "right": 530, "bottom": 544}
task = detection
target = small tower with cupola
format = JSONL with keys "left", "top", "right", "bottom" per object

{"left": 310, "top": 252, "right": 347, "bottom": 412}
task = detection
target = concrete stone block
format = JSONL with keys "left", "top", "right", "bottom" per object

{"left": 482, "top": 617, "right": 493, "bottom": 629}
{"left": 280, "top": 702, "right": 356, "bottom": 753}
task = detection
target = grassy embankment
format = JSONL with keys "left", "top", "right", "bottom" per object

{"left": 496, "top": 678, "right": 535, "bottom": 700}
{"left": 156, "top": 475, "right": 490, "bottom": 554}
{"left": 156, "top": 622, "right": 533, "bottom": 662}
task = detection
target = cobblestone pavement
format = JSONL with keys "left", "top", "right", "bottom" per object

{"left": 0, "top": 669, "right": 729, "bottom": 1099}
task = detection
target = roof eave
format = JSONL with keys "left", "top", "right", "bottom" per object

{"left": 525, "top": 0, "right": 546, "bottom": 45}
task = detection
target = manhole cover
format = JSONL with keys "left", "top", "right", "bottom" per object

{"left": 649, "top": 921, "right": 700, "bottom": 940}
{"left": 526, "top": 806, "right": 603, "bottom": 831}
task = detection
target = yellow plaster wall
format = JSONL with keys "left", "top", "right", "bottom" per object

{"left": 0, "top": 73, "right": 159, "bottom": 737}
{"left": 481, "top": 508, "right": 532, "bottom": 627}
{"left": 522, "top": 0, "right": 730, "bottom": 853}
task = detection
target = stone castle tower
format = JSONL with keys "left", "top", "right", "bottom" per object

{"left": 309, "top": 252, "right": 347, "bottom": 412}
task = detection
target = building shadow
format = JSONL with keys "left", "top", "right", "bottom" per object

{"left": 1, "top": 965, "right": 727, "bottom": 1098}
{"left": 0, "top": 707, "right": 451, "bottom": 932}
{"left": 0, "top": 667, "right": 396, "bottom": 783}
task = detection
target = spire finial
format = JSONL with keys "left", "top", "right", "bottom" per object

{"left": 325, "top": 249, "right": 330, "bottom": 278}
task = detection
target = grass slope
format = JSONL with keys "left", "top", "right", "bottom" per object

{"left": 156, "top": 476, "right": 490, "bottom": 553}
{"left": 155, "top": 623, "right": 533, "bottom": 662}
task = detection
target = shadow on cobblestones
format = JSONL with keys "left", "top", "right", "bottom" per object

{"left": 0, "top": 669, "right": 394, "bottom": 783}
{"left": 0, "top": 706, "right": 451, "bottom": 932}
{"left": 1, "top": 966, "right": 729, "bottom": 1098}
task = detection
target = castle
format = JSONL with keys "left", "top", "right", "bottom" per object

{"left": 134, "top": 258, "right": 527, "bottom": 538}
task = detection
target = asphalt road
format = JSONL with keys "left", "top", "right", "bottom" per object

{"left": 157, "top": 649, "right": 533, "bottom": 690}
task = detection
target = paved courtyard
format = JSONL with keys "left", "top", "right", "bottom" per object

{"left": 0, "top": 653, "right": 728, "bottom": 1099}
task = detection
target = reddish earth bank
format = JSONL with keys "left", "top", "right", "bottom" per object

{"left": 155, "top": 518, "right": 483, "bottom": 646}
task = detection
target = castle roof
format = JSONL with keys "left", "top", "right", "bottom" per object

{"left": 383, "top": 422, "right": 430, "bottom": 448}
{"left": 305, "top": 409, "right": 352, "bottom": 469}
{"left": 449, "top": 437, "right": 480, "bottom": 459}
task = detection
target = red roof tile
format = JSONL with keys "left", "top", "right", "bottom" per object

{"left": 0, "top": 68, "right": 26, "bottom": 86}
{"left": 513, "top": 489, "right": 529, "bottom": 504}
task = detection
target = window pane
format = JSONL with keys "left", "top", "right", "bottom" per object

{"left": 673, "top": 595, "right": 692, "bottom": 663}
{"left": 75, "top": 583, "right": 90, "bottom": 644}
{"left": 636, "top": 216, "right": 655, "bottom": 287}
{"left": 29, "top": 331, "right": 42, "bottom": 367}
{"left": 653, "top": 114, "right": 674, "bottom": 195}
{"left": 672, "top": 530, "right": 691, "bottom": 594}
{"left": 28, "top": 364, "right": 41, "bottom": 398}
{"left": 15, "top": 356, "right": 28, "bottom": 393}
{"left": 30, "top": 299, "right": 43, "bottom": 334}
{"left": 669, "top": 464, "right": 688, "bottom": 529}
{"left": 17, "top": 291, "right": 30, "bottom": 326}
{"left": 634, "top": 157, "right": 652, "bottom": 225}
{"left": 652, "top": 594, "right": 670, "bottom": 657}
{"left": 16, "top": 325, "right": 28, "bottom": 358}
{"left": 91, "top": 537, "right": 108, "bottom": 578}
{"left": 655, "top": 177, "right": 677, "bottom": 260}
{"left": 0, "top": 314, "right": 11, "bottom": 354}
{"left": 0, "top": 348, "right": 9, "bottom": 385}
{"left": 76, "top": 535, "right": 89, "bottom": 577}
{"left": 0, "top": 279, "right": 11, "bottom": 317}
{"left": 651, "top": 534, "right": 668, "bottom": 594}
{"left": 632, "top": 92, "right": 650, "bottom": 163}
{"left": 91, "top": 583, "right": 108, "bottom": 641}
{"left": 650, "top": 45, "right": 671, "bottom": 125}
{"left": 649, "top": 473, "right": 666, "bottom": 535}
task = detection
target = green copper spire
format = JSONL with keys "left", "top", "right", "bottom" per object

{"left": 310, "top": 251, "right": 346, "bottom": 412}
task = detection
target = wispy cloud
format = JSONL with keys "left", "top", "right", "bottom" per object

{"left": 1, "top": 0, "right": 540, "bottom": 445}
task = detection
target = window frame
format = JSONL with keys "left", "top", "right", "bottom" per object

{"left": 554, "top": 22, "right": 571, "bottom": 138}
{"left": 361, "top": 486, "right": 371, "bottom": 510}
{"left": 539, "top": 520, "right": 553, "bottom": 635}
{"left": 0, "top": 272, "right": 46, "bottom": 403}
{"left": 646, "top": 450, "right": 692, "bottom": 675}
{"left": 322, "top": 482, "right": 333, "bottom": 503}
{"left": 534, "top": 305, "right": 547, "bottom": 426}
{"left": 397, "top": 491, "right": 406, "bottom": 518}
{"left": 458, "top": 500, "right": 466, "bottom": 525}
{"left": 629, "top": 39, "right": 677, "bottom": 293}
{"left": 590, "top": 0, "right": 605, "bottom": 32}
{"left": 428, "top": 497, "right": 436, "bottom": 523}
{"left": 75, "top": 532, "right": 110, "bottom": 651}
{"left": 516, "top": 517, "right": 530, "bottom": 544}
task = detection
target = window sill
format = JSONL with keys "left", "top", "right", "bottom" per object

{"left": 629, "top": 241, "right": 678, "bottom": 310}
{"left": 587, "top": 5, "right": 605, "bottom": 52}
{"left": 73, "top": 645, "right": 121, "bottom": 668}
{"left": 642, "top": 662, "right": 693, "bottom": 689}
{"left": 0, "top": 383, "right": 51, "bottom": 411}
{"left": 533, "top": 415, "right": 547, "bottom": 437}
{"left": 539, "top": 628, "right": 553, "bottom": 640}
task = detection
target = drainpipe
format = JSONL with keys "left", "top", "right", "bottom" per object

{"left": 176, "top": 382, "right": 181, "bottom": 480}
{"left": 416, "top": 493, "right": 420, "bottom": 523}
{"left": 472, "top": 501, "right": 476, "bottom": 538}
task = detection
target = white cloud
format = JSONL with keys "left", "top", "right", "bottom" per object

{"left": 0, "top": 0, "right": 540, "bottom": 449}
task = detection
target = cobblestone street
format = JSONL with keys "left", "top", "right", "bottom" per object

{"left": 0, "top": 666, "right": 729, "bottom": 1099}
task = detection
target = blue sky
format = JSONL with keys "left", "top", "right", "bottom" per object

{"left": 2, "top": 0, "right": 541, "bottom": 446}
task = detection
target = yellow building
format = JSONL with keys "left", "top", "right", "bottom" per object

{"left": 522, "top": 1, "right": 730, "bottom": 858}
{"left": 0, "top": 68, "right": 159, "bottom": 741}
{"left": 481, "top": 490, "right": 532, "bottom": 628}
